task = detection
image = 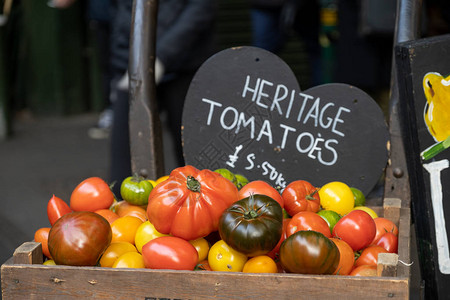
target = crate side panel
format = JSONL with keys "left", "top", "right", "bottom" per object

{"left": 2, "top": 264, "right": 409, "bottom": 300}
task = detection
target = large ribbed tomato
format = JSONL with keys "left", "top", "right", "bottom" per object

{"left": 279, "top": 230, "right": 340, "bottom": 274}
{"left": 147, "top": 165, "right": 239, "bottom": 241}
{"left": 218, "top": 194, "right": 283, "bottom": 257}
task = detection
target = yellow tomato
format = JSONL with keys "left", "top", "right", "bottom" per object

{"left": 242, "top": 255, "right": 278, "bottom": 273}
{"left": 111, "top": 216, "right": 143, "bottom": 244}
{"left": 189, "top": 237, "right": 210, "bottom": 262}
{"left": 100, "top": 241, "right": 137, "bottom": 267}
{"left": 318, "top": 181, "right": 355, "bottom": 215}
{"left": 135, "top": 220, "right": 169, "bottom": 253}
{"left": 154, "top": 175, "right": 169, "bottom": 186}
{"left": 147, "top": 179, "right": 157, "bottom": 188}
{"left": 208, "top": 240, "right": 247, "bottom": 272}
{"left": 112, "top": 252, "right": 145, "bottom": 268}
{"left": 352, "top": 206, "right": 378, "bottom": 219}
{"left": 43, "top": 259, "right": 56, "bottom": 266}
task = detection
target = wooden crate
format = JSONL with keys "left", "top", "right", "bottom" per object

{"left": 1, "top": 198, "right": 411, "bottom": 300}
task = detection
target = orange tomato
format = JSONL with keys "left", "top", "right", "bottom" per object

{"left": 242, "top": 255, "right": 278, "bottom": 273}
{"left": 95, "top": 209, "right": 120, "bottom": 224}
{"left": 111, "top": 216, "right": 143, "bottom": 244}
{"left": 113, "top": 201, "right": 147, "bottom": 222}
{"left": 34, "top": 227, "right": 51, "bottom": 259}
{"left": 330, "top": 238, "right": 355, "bottom": 275}
{"left": 100, "top": 242, "right": 137, "bottom": 267}
{"left": 112, "top": 252, "right": 145, "bottom": 268}
{"left": 189, "top": 237, "right": 210, "bottom": 262}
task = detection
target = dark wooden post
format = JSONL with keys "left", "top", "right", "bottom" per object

{"left": 383, "top": 0, "right": 422, "bottom": 204}
{"left": 128, "top": 0, "right": 165, "bottom": 179}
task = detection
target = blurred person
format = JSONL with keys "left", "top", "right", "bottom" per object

{"left": 108, "top": 0, "right": 217, "bottom": 194}
{"left": 248, "top": 0, "right": 321, "bottom": 87}
{"left": 51, "top": 0, "right": 217, "bottom": 195}
{"left": 51, "top": 0, "right": 113, "bottom": 138}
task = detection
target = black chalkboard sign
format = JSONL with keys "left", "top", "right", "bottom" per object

{"left": 182, "top": 46, "right": 389, "bottom": 195}
{"left": 396, "top": 34, "right": 450, "bottom": 299}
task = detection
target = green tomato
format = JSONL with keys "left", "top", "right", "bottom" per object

{"left": 214, "top": 168, "right": 237, "bottom": 184}
{"left": 317, "top": 210, "right": 342, "bottom": 234}
{"left": 350, "top": 187, "right": 366, "bottom": 207}
{"left": 234, "top": 173, "right": 249, "bottom": 190}
{"left": 120, "top": 175, "right": 153, "bottom": 206}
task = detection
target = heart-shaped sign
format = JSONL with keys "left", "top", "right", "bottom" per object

{"left": 182, "top": 46, "right": 389, "bottom": 195}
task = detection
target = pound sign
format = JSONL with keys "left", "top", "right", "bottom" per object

{"left": 226, "top": 145, "right": 243, "bottom": 168}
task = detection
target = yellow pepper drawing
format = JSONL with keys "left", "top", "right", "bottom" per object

{"left": 421, "top": 72, "right": 450, "bottom": 160}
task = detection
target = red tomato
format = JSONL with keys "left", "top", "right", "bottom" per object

{"left": 375, "top": 232, "right": 398, "bottom": 253}
{"left": 47, "top": 195, "right": 72, "bottom": 226}
{"left": 142, "top": 236, "right": 198, "bottom": 270}
{"left": 355, "top": 245, "right": 388, "bottom": 267}
{"left": 332, "top": 210, "right": 376, "bottom": 251}
{"left": 238, "top": 180, "right": 284, "bottom": 208}
{"left": 286, "top": 211, "right": 331, "bottom": 238}
{"left": 281, "top": 180, "right": 320, "bottom": 215}
{"left": 70, "top": 177, "right": 114, "bottom": 212}
{"left": 34, "top": 227, "right": 51, "bottom": 259}
{"left": 147, "top": 165, "right": 239, "bottom": 241}
{"left": 266, "top": 218, "right": 290, "bottom": 260}
{"left": 349, "top": 265, "right": 377, "bottom": 276}
{"left": 330, "top": 238, "right": 355, "bottom": 275}
{"left": 372, "top": 217, "right": 399, "bottom": 244}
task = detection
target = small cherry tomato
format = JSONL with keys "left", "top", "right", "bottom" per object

{"left": 110, "top": 216, "right": 143, "bottom": 245}
{"left": 355, "top": 245, "right": 388, "bottom": 267}
{"left": 349, "top": 265, "right": 377, "bottom": 276}
{"left": 242, "top": 255, "right": 278, "bottom": 273}
{"left": 332, "top": 210, "right": 376, "bottom": 251}
{"left": 238, "top": 180, "right": 284, "bottom": 208}
{"left": 112, "top": 252, "right": 145, "bottom": 268}
{"left": 47, "top": 195, "right": 72, "bottom": 226}
{"left": 330, "top": 238, "right": 355, "bottom": 275}
{"left": 318, "top": 181, "right": 354, "bottom": 215}
{"left": 189, "top": 237, "right": 210, "bottom": 262}
{"left": 99, "top": 242, "right": 137, "bottom": 267}
{"left": 375, "top": 232, "right": 398, "bottom": 253}
{"left": 142, "top": 236, "right": 198, "bottom": 270}
{"left": 208, "top": 240, "right": 248, "bottom": 272}
{"left": 70, "top": 177, "right": 114, "bottom": 212}
{"left": 282, "top": 180, "right": 320, "bottom": 215}
{"left": 372, "top": 217, "right": 399, "bottom": 244}
{"left": 134, "top": 220, "right": 169, "bottom": 253}
{"left": 286, "top": 211, "right": 331, "bottom": 238}
{"left": 34, "top": 227, "right": 51, "bottom": 259}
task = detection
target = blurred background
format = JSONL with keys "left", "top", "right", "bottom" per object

{"left": 0, "top": 0, "right": 449, "bottom": 286}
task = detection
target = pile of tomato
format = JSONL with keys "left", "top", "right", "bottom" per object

{"left": 34, "top": 165, "right": 399, "bottom": 276}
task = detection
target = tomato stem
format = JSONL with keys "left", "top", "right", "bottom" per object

{"left": 306, "top": 189, "right": 319, "bottom": 200}
{"left": 186, "top": 176, "right": 201, "bottom": 192}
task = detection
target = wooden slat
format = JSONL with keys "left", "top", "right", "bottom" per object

{"left": 1, "top": 262, "right": 409, "bottom": 300}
